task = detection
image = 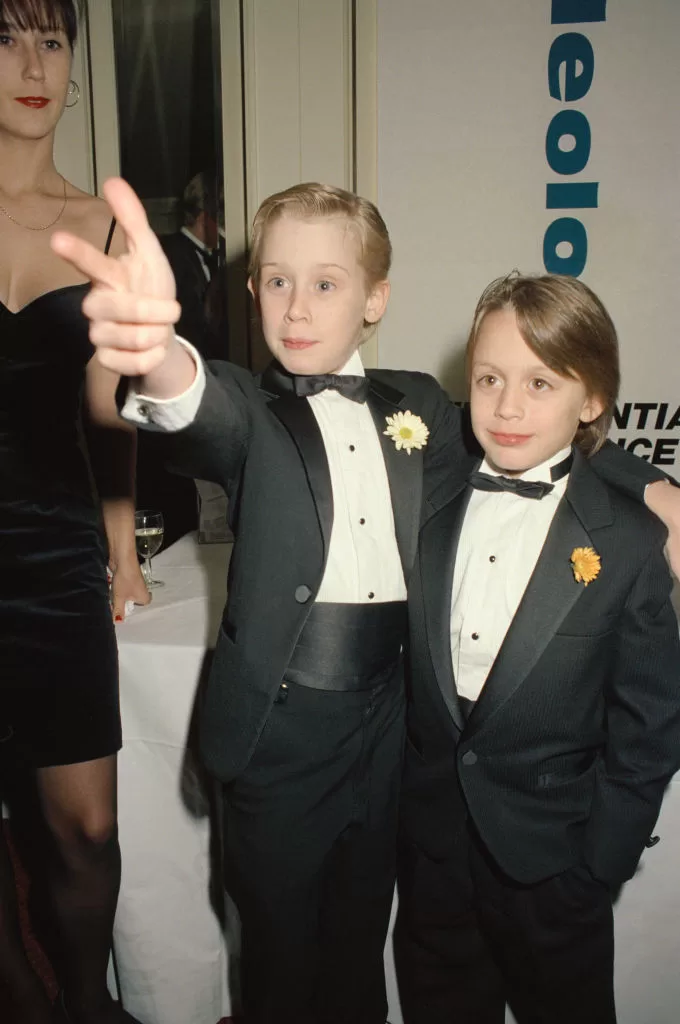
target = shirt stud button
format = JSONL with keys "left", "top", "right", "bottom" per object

{"left": 349, "top": 445, "right": 356, "bottom": 452}
{"left": 359, "top": 518, "right": 366, "bottom": 525}
{"left": 471, "top": 632, "right": 479, "bottom": 641}
{"left": 368, "top": 592, "right": 375, "bottom": 600}
{"left": 489, "top": 555, "right": 496, "bottom": 563}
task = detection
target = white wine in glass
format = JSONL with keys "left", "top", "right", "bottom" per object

{"left": 135, "top": 510, "right": 165, "bottom": 589}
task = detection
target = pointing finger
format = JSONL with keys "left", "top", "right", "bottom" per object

{"left": 101, "top": 177, "right": 156, "bottom": 251}
{"left": 51, "top": 231, "right": 125, "bottom": 291}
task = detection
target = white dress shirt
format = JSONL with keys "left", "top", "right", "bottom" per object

{"left": 451, "top": 447, "right": 571, "bottom": 702}
{"left": 122, "top": 343, "right": 406, "bottom": 605}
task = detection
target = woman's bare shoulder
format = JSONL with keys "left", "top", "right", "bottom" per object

{"left": 61, "top": 186, "right": 118, "bottom": 251}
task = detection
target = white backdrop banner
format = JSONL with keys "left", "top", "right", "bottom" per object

{"left": 377, "top": 0, "right": 680, "bottom": 472}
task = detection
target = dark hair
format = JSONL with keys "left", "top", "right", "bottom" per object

{"left": 466, "top": 272, "right": 620, "bottom": 456}
{"left": 0, "top": 0, "right": 82, "bottom": 50}
{"left": 180, "top": 171, "right": 219, "bottom": 227}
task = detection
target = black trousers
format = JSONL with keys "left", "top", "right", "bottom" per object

{"left": 223, "top": 670, "right": 405, "bottom": 1024}
{"left": 394, "top": 823, "right": 616, "bottom": 1024}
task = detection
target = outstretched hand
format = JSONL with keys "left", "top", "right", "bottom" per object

{"left": 51, "top": 178, "right": 182, "bottom": 377}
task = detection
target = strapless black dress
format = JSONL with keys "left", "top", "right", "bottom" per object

{"left": 0, "top": 283, "right": 121, "bottom": 768}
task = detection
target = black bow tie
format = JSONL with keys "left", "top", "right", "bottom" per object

{"left": 468, "top": 473, "right": 554, "bottom": 500}
{"left": 293, "top": 373, "right": 369, "bottom": 404}
{"left": 204, "top": 248, "right": 219, "bottom": 277}
{"left": 260, "top": 362, "right": 370, "bottom": 404}
{"left": 469, "top": 452, "right": 573, "bottom": 501}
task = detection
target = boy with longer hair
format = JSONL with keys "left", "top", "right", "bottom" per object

{"left": 395, "top": 273, "right": 680, "bottom": 1024}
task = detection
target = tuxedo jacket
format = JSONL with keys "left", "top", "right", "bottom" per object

{"left": 165, "top": 359, "right": 466, "bottom": 783}
{"left": 402, "top": 447, "right": 680, "bottom": 887}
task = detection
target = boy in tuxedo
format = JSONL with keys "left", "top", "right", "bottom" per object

{"left": 395, "top": 273, "right": 680, "bottom": 1024}
{"left": 62, "top": 178, "right": 471, "bottom": 1024}
{"left": 53, "top": 184, "right": 680, "bottom": 1024}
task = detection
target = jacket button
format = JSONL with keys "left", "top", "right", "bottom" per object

{"left": 295, "top": 585, "right": 312, "bottom": 604}
{"left": 461, "top": 750, "right": 477, "bottom": 766}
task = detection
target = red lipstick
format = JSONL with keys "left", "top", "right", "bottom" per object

{"left": 16, "top": 97, "right": 50, "bottom": 109}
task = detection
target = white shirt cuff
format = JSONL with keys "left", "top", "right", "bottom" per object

{"left": 120, "top": 337, "right": 206, "bottom": 432}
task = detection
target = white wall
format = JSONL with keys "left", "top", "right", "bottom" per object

{"left": 54, "top": 37, "right": 93, "bottom": 193}
{"left": 376, "top": 1, "right": 680, "bottom": 478}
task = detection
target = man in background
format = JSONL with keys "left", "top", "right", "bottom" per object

{"left": 160, "top": 171, "right": 225, "bottom": 361}
{"left": 135, "top": 172, "right": 227, "bottom": 547}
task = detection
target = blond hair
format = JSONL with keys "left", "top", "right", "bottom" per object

{"left": 466, "top": 273, "right": 619, "bottom": 456}
{"left": 249, "top": 182, "right": 391, "bottom": 290}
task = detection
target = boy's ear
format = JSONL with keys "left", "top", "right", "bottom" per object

{"left": 364, "top": 279, "right": 390, "bottom": 324}
{"left": 580, "top": 394, "right": 605, "bottom": 424}
{"left": 247, "top": 276, "right": 261, "bottom": 312}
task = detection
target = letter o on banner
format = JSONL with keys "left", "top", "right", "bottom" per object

{"left": 543, "top": 217, "right": 588, "bottom": 276}
{"left": 546, "top": 109, "right": 591, "bottom": 175}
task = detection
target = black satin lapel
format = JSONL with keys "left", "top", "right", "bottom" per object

{"left": 367, "top": 388, "right": 422, "bottom": 583}
{"left": 467, "top": 498, "right": 592, "bottom": 737}
{"left": 419, "top": 490, "right": 471, "bottom": 732}
{"left": 269, "top": 396, "right": 333, "bottom": 557}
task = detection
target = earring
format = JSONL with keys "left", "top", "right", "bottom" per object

{"left": 65, "top": 80, "right": 81, "bottom": 108}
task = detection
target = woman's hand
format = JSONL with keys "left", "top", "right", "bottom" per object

{"left": 110, "top": 559, "right": 151, "bottom": 623}
{"left": 51, "top": 177, "right": 184, "bottom": 380}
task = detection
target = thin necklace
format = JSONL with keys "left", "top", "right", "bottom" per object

{"left": 0, "top": 175, "right": 68, "bottom": 231}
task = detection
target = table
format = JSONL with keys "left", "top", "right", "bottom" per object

{"left": 113, "top": 535, "right": 680, "bottom": 1024}
{"left": 113, "top": 534, "right": 234, "bottom": 1024}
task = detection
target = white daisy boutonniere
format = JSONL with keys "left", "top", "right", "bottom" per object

{"left": 570, "top": 546, "right": 601, "bottom": 586}
{"left": 384, "top": 410, "right": 430, "bottom": 455}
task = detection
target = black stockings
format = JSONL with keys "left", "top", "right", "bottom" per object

{"left": 0, "top": 755, "right": 133, "bottom": 1024}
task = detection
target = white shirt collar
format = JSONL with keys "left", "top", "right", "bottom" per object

{"left": 335, "top": 349, "right": 365, "bottom": 378}
{"left": 181, "top": 226, "right": 211, "bottom": 254}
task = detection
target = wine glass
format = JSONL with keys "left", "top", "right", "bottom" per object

{"left": 135, "top": 510, "right": 165, "bottom": 589}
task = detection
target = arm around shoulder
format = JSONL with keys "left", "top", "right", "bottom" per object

{"left": 590, "top": 441, "right": 680, "bottom": 576}
{"left": 589, "top": 438, "right": 674, "bottom": 499}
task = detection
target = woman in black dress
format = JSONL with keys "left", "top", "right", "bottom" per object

{"left": 0, "top": 2, "right": 148, "bottom": 1021}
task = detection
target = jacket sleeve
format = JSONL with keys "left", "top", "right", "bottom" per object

{"left": 421, "top": 381, "right": 477, "bottom": 507}
{"left": 584, "top": 534, "right": 680, "bottom": 885}
{"left": 590, "top": 439, "right": 675, "bottom": 501}
{"left": 162, "top": 361, "right": 253, "bottom": 487}
{"left": 118, "top": 348, "right": 253, "bottom": 488}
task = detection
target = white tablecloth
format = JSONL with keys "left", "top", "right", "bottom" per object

{"left": 113, "top": 534, "right": 234, "bottom": 1024}
{"left": 113, "top": 534, "right": 680, "bottom": 1024}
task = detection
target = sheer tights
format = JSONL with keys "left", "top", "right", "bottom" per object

{"left": 0, "top": 755, "right": 136, "bottom": 1024}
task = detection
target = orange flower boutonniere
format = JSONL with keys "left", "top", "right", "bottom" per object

{"left": 570, "top": 546, "right": 601, "bottom": 586}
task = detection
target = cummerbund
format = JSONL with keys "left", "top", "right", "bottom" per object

{"left": 284, "top": 600, "right": 407, "bottom": 692}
